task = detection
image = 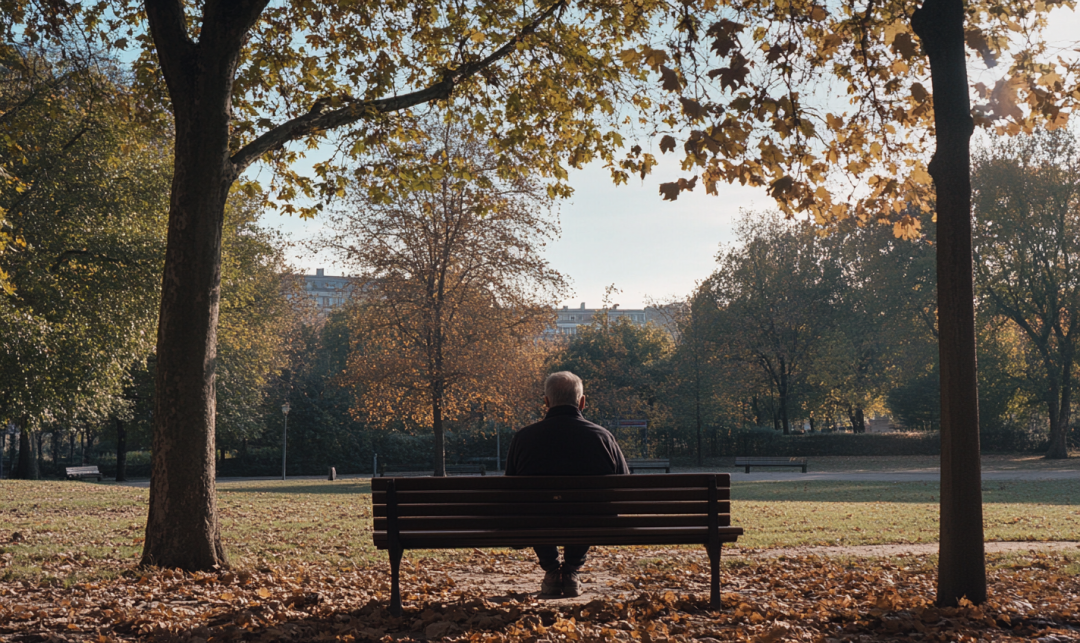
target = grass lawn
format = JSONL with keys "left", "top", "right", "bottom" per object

{"left": 2, "top": 475, "right": 1078, "bottom": 585}
{"left": 692, "top": 453, "right": 1080, "bottom": 472}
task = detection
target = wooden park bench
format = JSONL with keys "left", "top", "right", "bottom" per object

{"left": 372, "top": 473, "right": 742, "bottom": 615}
{"left": 378, "top": 464, "right": 486, "bottom": 477}
{"left": 445, "top": 464, "right": 486, "bottom": 476}
{"left": 627, "top": 458, "right": 671, "bottom": 473}
{"left": 65, "top": 465, "right": 102, "bottom": 481}
{"left": 734, "top": 456, "right": 808, "bottom": 473}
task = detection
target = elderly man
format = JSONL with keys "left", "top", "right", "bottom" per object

{"left": 505, "top": 371, "right": 629, "bottom": 597}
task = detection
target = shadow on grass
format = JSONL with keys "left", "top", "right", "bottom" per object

{"left": 734, "top": 479, "right": 1080, "bottom": 505}
{"left": 218, "top": 481, "right": 372, "bottom": 495}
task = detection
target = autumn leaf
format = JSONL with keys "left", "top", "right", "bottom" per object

{"left": 965, "top": 27, "right": 996, "bottom": 68}
{"left": 659, "top": 135, "right": 677, "bottom": 154}
{"left": 659, "top": 65, "right": 683, "bottom": 91}
{"left": 659, "top": 176, "right": 698, "bottom": 200}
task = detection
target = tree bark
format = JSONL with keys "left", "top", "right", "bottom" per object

{"left": 778, "top": 362, "right": 790, "bottom": 435}
{"left": 139, "top": 0, "right": 258, "bottom": 569}
{"left": 1046, "top": 349, "right": 1071, "bottom": 459}
{"left": 14, "top": 424, "right": 39, "bottom": 479}
{"left": 695, "top": 380, "right": 704, "bottom": 467}
{"left": 115, "top": 417, "right": 128, "bottom": 482}
{"left": 912, "top": 0, "right": 987, "bottom": 607}
{"left": 52, "top": 428, "right": 60, "bottom": 472}
{"left": 432, "top": 382, "right": 446, "bottom": 476}
{"left": 36, "top": 430, "right": 44, "bottom": 472}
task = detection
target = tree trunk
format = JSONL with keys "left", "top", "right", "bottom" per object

{"left": 52, "top": 428, "right": 60, "bottom": 471}
{"left": 14, "top": 425, "right": 38, "bottom": 480}
{"left": 912, "top": 0, "right": 987, "bottom": 607}
{"left": 432, "top": 383, "right": 446, "bottom": 476}
{"left": 695, "top": 383, "right": 703, "bottom": 467}
{"left": 778, "top": 364, "right": 790, "bottom": 435}
{"left": 115, "top": 417, "right": 128, "bottom": 482}
{"left": 140, "top": 55, "right": 235, "bottom": 571}
{"left": 36, "top": 431, "right": 44, "bottom": 472}
{"left": 1046, "top": 355, "right": 1071, "bottom": 459}
{"left": 854, "top": 407, "right": 865, "bottom": 434}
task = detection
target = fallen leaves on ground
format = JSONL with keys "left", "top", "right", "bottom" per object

{"left": 2, "top": 547, "right": 1079, "bottom": 642}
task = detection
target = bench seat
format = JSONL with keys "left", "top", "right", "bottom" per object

{"left": 66, "top": 466, "right": 102, "bottom": 481}
{"left": 372, "top": 473, "right": 742, "bottom": 614}
{"left": 734, "top": 457, "right": 808, "bottom": 473}
{"left": 627, "top": 458, "right": 670, "bottom": 473}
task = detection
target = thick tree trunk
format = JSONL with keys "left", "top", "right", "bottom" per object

{"left": 778, "top": 365, "right": 790, "bottom": 435}
{"left": 14, "top": 425, "right": 38, "bottom": 479}
{"left": 912, "top": 0, "right": 987, "bottom": 607}
{"left": 140, "top": 63, "right": 235, "bottom": 571}
{"left": 1046, "top": 357, "right": 1071, "bottom": 459}
{"left": 115, "top": 417, "right": 128, "bottom": 482}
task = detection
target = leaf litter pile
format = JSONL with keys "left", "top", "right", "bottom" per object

{"left": 3, "top": 480, "right": 1080, "bottom": 641}
{"left": 3, "top": 547, "right": 1080, "bottom": 642}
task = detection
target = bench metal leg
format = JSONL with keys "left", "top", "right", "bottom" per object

{"left": 389, "top": 545, "right": 403, "bottom": 616}
{"left": 745, "top": 466, "right": 750, "bottom": 474}
{"left": 706, "top": 543, "right": 721, "bottom": 609}
{"left": 802, "top": 465, "right": 807, "bottom": 473}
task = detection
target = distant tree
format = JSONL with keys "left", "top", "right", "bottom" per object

{"left": 973, "top": 130, "right": 1080, "bottom": 460}
{"left": 704, "top": 213, "right": 840, "bottom": 435}
{"left": 0, "top": 50, "right": 170, "bottom": 479}
{"left": 551, "top": 312, "right": 674, "bottom": 456}
{"left": 329, "top": 122, "right": 565, "bottom": 476}
{"left": 662, "top": 292, "right": 724, "bottom": 465}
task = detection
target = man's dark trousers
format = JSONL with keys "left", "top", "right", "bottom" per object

{"left": 534, "top": 545, "right": 590, "bottom": 572}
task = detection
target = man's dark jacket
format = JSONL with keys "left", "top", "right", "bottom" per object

{"left": 505, "top": 405, "right": 629, "bottom": 476}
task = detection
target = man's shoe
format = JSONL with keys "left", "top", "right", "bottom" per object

{"left": 541, "top": 569, "right": 562, "bottom": 596}
{"left": 561, "top": 569, "right": 582, "bottom": 597}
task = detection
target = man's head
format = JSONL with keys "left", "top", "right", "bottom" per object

{"left": 544, "top": 371, "right": 585, "bottom": 409}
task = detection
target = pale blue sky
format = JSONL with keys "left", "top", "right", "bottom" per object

{"left": 267, "top": 6, "right": 1080, "bottom": 311}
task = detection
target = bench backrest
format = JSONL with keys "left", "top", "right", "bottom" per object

{"left": 372, "top": 473, "right": 736, "bottom": 550}
{"left": 66, "top": 466, "right": 100, "bottom": 474}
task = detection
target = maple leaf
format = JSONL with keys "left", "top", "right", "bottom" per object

{"left": 659, "top": 65, "right": 683, "bottom": 92}
{"left": 709, "top": 54, "right": 751, "bottom": 92}
{"left": 706, "top": 19, "right": 745, "bottom": 57}
{"left": 659, "top": 135, "right": 677, "bottom": 153}
{"left": 680, "top": 97, "right": 708, "bottom": 121}
{"left": 964, "top": 27, "right": 997, "bottom": 68}
{"left": 658, "top": 176, "right": 698, "bottom": 200}
{"left": 891, "top": 32, "right": 919, "bottom": 58}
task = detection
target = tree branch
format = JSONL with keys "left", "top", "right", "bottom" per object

{"left": 144, "top": 0, "right": 197, "bottom": 89}
{"left": 230, "top": 0, "right": 566, "bottom": 173}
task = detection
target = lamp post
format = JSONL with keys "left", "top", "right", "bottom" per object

{"left": 281, "top": 402, "right": 291, "bottom": 480}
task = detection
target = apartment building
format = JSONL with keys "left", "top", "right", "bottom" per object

{"left": 547, "top": 302, "right": 670, "bottom": 337}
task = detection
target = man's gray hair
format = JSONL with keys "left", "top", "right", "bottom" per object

{"left": 545, "top": 371, "right": 584, "bottom": 407}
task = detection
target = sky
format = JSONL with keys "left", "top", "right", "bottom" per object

{"left": 266, "top": 6, "right": 1080, "bottom": 311}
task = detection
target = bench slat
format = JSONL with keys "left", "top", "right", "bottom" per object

{"left": 374, "top": 513, "right": 728, "bottom": 532}
{"left": 373, "top": 500, "right": 712, "bottom": 517}
{"left": 372, "top": 473, "right": 727, "bottom": 492}
{"left": 374, "top": 526, "right": 743, "bottom": 549}
{"left": 374, "top": 487, "right": 725, "bottom": 505}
